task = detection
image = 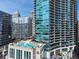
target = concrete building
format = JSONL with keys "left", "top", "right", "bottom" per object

{"left": 8, "top": 39, "right": 45, "bottom": 59}
{"left": 31, "top": 11, "right": 35, "bottom": 37}
{"left": 73, "top": 21, "right": 79, "bottom": 59}
{"left": 12, "top": 11, "right": 33, "bottom": 40}
{"left": 0, "top": 11, "right": 12, "bottom": 46}
{"left": 34, "top": 0, "right": 77, "bottom": 58}
{"left": 77, "top": 21, "right": 79, "bottom": 42}
{"left": 28, "top": 12, "right": 33, "bottom": 37}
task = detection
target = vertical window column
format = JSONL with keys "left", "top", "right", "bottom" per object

{"left": 10, "top": 48, "right": 15, "bottom": 58}
{"left": 24, "top": 51, "right": 31, "bottom": 59}
{"left": 16, "top": 49, "right": 22, "bottom": 59}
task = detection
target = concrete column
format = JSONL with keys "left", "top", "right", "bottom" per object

{"left": 54, "top": 50, "right": 56, "bottom": 55}
{"left": 15, "top": 49, "right": 16, "bottom": 59}
{"left": 22, "top": 51, "right": 24, "bottom": 59}
{"left": 46, "top": 51, "right": 50, "bottom": 59}
{"left": 67, "top": 47, "right": 69, "bottom": 50}
{"left": 8, "top": 46, "right": 10, "bottom": 59}
{"left": 31, "top": 52, "right": 33, "bottom": 59}
{"left": 60, "top": 47, "right": 62, "bottom": 53}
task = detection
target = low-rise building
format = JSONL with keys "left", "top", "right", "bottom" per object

{"left": 8, "top": 39, "right": 45, "bottom": 59}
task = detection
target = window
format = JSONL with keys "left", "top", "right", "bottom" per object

{"left": 62, "top": 48, "right": 67, "bottom": 51}
{"left": 10, "top": 48, "right": 15, "bottom": 58}
{"left": 29, "top": 52, "right": 31, "bottom": 59}
{"left": 37, "top": 51, "right": 39, "bottom": 54}
{"left": 16, "top": 50, "right": 22, "bottom": 59}
{"left": 24, "top": 51, "right": 31, "bottom": 59}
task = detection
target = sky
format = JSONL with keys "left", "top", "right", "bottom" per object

{"left": 0, "top": 0, "right": 33, "bottom": 16}
{"left": 0, "top": 0, "right": 79, "bottom": 20}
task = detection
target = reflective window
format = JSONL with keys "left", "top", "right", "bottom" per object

{"left": 16, "top": 50, "right": 22, "bottom": 59}
{"left": 24, "top": 51, "right": 31, "bottom": 59}
{"left": 10, "top": 48, "right": 15, "bottom": 58}
{"left": 35, "top": 0, "right": 50, "bottom": 41}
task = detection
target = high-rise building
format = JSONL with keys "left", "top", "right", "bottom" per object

{"left": 34, "top": 0, "right": 77, "bottom": 58}
{"left": 0, "top": 11, "right": 12, "bottom": 46}
{"left": 12, "top": 11, "right": 33, "bottom": 40}
{"left": 77, "top": 21, "right": 79, "bottom": 42}
{"left": 28, "top": 13, "right": 33, "bottom": 37}
{"left": 73, "top": 20, "right": 79, "bottom": 59}
{"left": 31, "top": 11, "right": 35, "bottom": 36}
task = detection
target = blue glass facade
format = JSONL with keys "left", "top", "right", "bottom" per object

{"left": 35, "top": 0, "right": 50, "bottom": 41}
{"left": 16, "top": 42, "right": 36, "bottom": 48}
{"left": 35, "top": 0, "right": 77, "bottom": 51}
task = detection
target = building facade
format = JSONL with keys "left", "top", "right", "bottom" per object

{"left": 8, "top": 40, "right": 45, "bottom": 59}
{"left": 12, "top": 11, "right": 33, "bottom": 40}
{"left": 28, "top": 13, "right": 33, "bottom": 37}
{"left": 31, "top": 11, "right": 35, "bottom": 37}
{"left": 0, "top": 11, "right": 12, "bottom": 46}
{"left": 34, "top": 0, "right": 77, "bottom": 58}
{"left": 73, "top": 20, "right": 79, "bottom": 59}
{"left": 77, "top": 21, "right": 79, "bottom": 42}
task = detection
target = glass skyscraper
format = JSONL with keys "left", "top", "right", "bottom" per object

{"left": 0, "top": 11, "right": 12, "bottom": 46}
{"left": 34, "top": 0, "right": 77, "bottom": 57}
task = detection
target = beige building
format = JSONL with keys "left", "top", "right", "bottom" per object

{"left": 8, "top": 39, "right": 45, "bottom": 59}
{"left": 31, "top": 11, "right": 35, "bottom": 36}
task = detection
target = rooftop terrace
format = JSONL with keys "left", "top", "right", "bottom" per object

{"left": 10, "top": 39, "right": 45, "bottom": 49}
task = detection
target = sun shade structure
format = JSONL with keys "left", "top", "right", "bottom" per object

{"left": 16, "top": 42, "right": 36, "bottom": 48}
